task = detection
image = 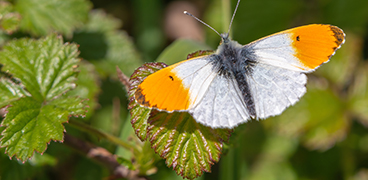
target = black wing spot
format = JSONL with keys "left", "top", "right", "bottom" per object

{"left": 169, "top": 75, "right": 174, "bottom": 81}
{"left": 296, "top": 36, "right": 300, "bottom": 41}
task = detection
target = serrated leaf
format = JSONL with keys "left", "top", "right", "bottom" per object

{"left": 0, "top": 96, "right": 86, "bottom": 161}
{"left": 0, "top": 34, "right": 79, "bottom": 101}
{"left": 72, "top": 10, "right": 142, "bottom": 76}
{"left": 0, "top": 34, "right": 87, "bottom": 161}
{"left": 128, "top": 62, "right": 232, "bottom": 179}
{"left": 147, "top": 111, "right": 232, "bottom": 179}
{"left": 15, "top": 0, "right": 91, "bottom": 37}
{"left": 128, "top": 62, "right": 167, "bottom": 141}
{"left": 156, "top": 39, "right": 212, "bottom": 65}
{"left": 0, "top": 1, "right": 21, "bottom": 34}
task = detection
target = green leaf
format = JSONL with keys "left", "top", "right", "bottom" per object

{"left": 0, "top": 1, "right": 21, "bottom": 34}
{"left": 72, "top": 10, "right": 143, "bottom": 77}
{"left": 128, "top": 62, "right": 232, "bottom": 179}
{"left": 0, "top": 34, "right": 87, "bottom": 161}
{"left": 0, "top": 34, "right": 80, "bottom": 101}
{"left": 156, "top": 39, "right": 212, "bottom": 65}
{"left": 128, "top": 62, "right": 167, "bottom": 141}
{"left": 148, "top": 111, "right": 232, "bottom": 179}
{"left": 15, "top": 0, "right": 91, "bottom": 37}
{"left": 0, "top": 96, "right": 85, "bottom": 161}
{"left": 0, "top": 78, "right": 29, "bottom": 108}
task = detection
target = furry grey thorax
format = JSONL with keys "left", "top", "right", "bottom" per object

{"left": 209, "top": 35, "right": 257, "bottom": 117}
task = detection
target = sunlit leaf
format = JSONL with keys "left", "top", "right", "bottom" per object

{"left": 15, "top": 0, "right": 91, "bottom": 36}
{"left": 0, "top": 96, "right": 84, "bottom": 161}
{"left": 0, "top": 34, "right": 79, "bottom": 101}
{"left": 0, "top": 34, "right": 87, "bottom": 161}
{"left": 148, "top": 111, "right": 232, "bottom": 179}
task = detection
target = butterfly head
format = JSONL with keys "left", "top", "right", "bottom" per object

{"left": 221, "top": 33, "right": 230, "bottom": 43}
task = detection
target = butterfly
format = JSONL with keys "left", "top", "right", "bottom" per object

{"left": 133, "top": 1, "right": 345, "bottom": 128}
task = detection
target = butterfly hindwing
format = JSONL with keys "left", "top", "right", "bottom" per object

{"left": 246, "top": 63, "right": 307, "bottom": 119}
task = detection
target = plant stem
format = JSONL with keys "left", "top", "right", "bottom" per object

{"left": 68, "top": 119, "right": 137, "bottom": 152}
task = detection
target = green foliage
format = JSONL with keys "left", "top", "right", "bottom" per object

{"left": 15, "top": 0, "right": 91, "bottom": 36}
{"left": 0, "top": 0, "right": 368, "bottom": 180}
{"left": 0, "top": 34, "right": 87, "bottom": 161}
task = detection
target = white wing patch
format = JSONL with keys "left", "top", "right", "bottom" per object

{"left": 189, "top": 75, "right": 250, "bottom": 128}
{"left": 171, "top": 57, "right": 218, "bottom": 109}
{"left": 246, "top": 33, "right": 312, "bottom": 72}
{"left": 247, "top": 63, "right": 307, "bottom": 119}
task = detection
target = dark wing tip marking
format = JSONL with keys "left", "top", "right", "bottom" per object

{"left": 135, "top": 87, "right": 151, "bottom": 106}
{"left": 330, "top": 25, "right": 345, "bottom": 46}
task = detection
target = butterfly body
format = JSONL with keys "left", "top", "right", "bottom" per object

{"left": 135, "top": 24, "right": 345, "bottom": 128}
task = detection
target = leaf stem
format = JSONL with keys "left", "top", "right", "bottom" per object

{"left": 68, "top": 119, "right": 137, "bottom": 152}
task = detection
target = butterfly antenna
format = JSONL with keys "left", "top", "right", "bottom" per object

{"left": 184, "top": 11, "right": 222, "bottom": 38}
{"left": 227, "top": 0, "right": 241, "bottom": 35}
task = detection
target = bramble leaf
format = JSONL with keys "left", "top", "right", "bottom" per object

{"left": 15, "top": 0, "right": 91, "bottom": 36}
{"left": 128, "top": 62, "right": 232, "bottom": 179}
{"left": 0, "top": 34, "right": 87, "bottom": 161}
{"left": 147, "top": 111, "right": 232, "bottom": 179}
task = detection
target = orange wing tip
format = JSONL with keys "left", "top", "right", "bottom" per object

{"left": 134, "top": 66, "right": 192, "bottom": 112}
{"left": 291, "top": 24, "right": 346, "bottom": 70}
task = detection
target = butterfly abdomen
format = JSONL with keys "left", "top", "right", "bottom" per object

{"left": 211, "top": 40, "right": 258, "bottom": 118}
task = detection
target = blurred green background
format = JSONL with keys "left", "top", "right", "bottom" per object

{"left": 1, "top": 0, "right": 368, "bottom": 179}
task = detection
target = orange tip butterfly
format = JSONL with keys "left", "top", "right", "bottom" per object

{"left": 134, "top": 0, "right": 345, "bottom": 128}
